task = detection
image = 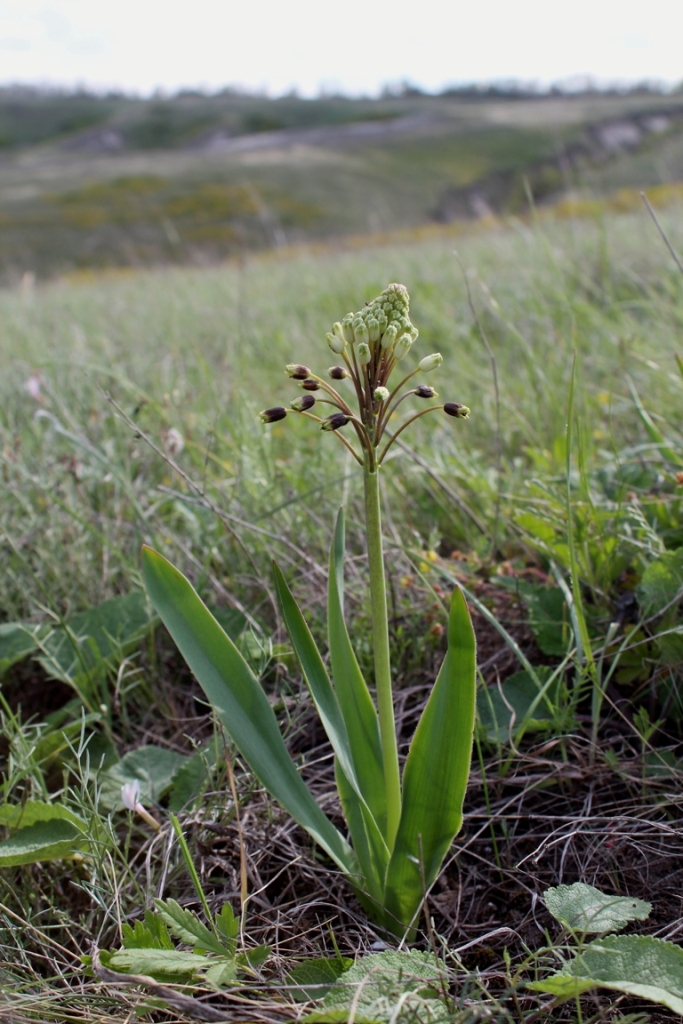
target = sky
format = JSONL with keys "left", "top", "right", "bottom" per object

{"left": 0, "top": 0, "right": 681, "bottom": 98}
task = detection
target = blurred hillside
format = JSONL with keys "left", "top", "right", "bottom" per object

{"left": 2, "top": 85, "right": 683, "bottom": 281}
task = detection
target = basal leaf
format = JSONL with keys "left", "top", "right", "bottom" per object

{"left": 383, "top": 586, "right": 476, "bottom": 933}
{"left": 98, "top": 745, "right": 189, "bottom": 810}
{"left": 0, "top": 818, "right": 81, "bottom": 866}
{"left": 529, "top": 934, "right": 683, "bottom": 1016}
{"left": 477, "top": 668, "right": 559, "bottom": 743}
{"left": 287, "top": 956, "right": 352, "bottom": 1001}
{"left": 142, "top": 546, "right": 356, "bottom": 877}
{"left": 102, "top": 947, "right": 213, "bottom": 983}
{"left": 544, "top": 882, "right": 651, "bottom": 933}
{"left": 0, "top": 622, "right": 46, "bottom": 676}
{"left": 638, "top": 549, "right": 683, "bottom": 617}
{"left": 122, "top": 911, "right": 174, "bottom": 950}
{"left": 153, "top": 898, "right": 226, "bottom": 955}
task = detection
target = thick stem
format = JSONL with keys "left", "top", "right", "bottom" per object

{"left": 363, "top": 459, "right": 401, "bottom": 847}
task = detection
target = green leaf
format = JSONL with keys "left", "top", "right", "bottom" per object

{"left": 205, "top": 959, "right": 238, "bottom": 988}
{"left": 544, "top": 883, "right": 651, "bottom": 933}
{"left": 529, "top": 934, "right": 683, "bottom": 1015}
{"left": 0, "top": 800, "right": 87, "bottom": 832}
{"left": 101, "top": 947, "right": 213, "bottom": 983}
{"left": 98, "top": 744, "right": 189, "bottom": 810}
{"left": 236, "top": 943, "right": 270, "bottom": 971}
{"left": 273, "top": 560, "right": 388, "bottom": 892}
{"left": 383, "top": 586, "right": 476, "bottom": 934}
{"left": 328, "top": 509, "right": 386, "bottom": 838}
{"left": 215, "top": 902, "right": 239, "bottom": 954}
{"left": 0, "top": 622, "right": 47, "bottom": 676}
{"left": 0, "top": 818, "right": 81, "bottom": 866}
{"left": 638, "top": 549, "right": 683, "bottom": 617}
{"left": 153, "top": 898, "right": 226, "bottom": 955}
{"left": 210, "top": 607, "right": 248, "bottom": 640}
{"left": 142, "top": 546, "right": 356, "bottom": 877}
{"left": 287, "top": 956, "right": 353, "bottom": 1001}
{"left": 517, "top": 582, "right": 570, "bottom": 656}
{"left": 122, "top": 911, "right": 174, "bottom": 950}
{"left": 477, "top": 668, "right": 559, "bottom": 743}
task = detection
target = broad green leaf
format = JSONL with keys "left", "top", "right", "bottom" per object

{"left": 273, "top": 561, "right": 389, "bottom": 878}
{"left": 544, "top": 883, "right": 651, "bottom": 933}
{"left": 101, "top": 947, "right": 213, "bottom": 983}
{"left": 122, "top": 911, "right": 173, "bottom": 950}
{"left": 334, "top": 761, "right": 384, "bottom": 905}
{"left": 236, "top": 944, "right": 270, "bottom": 970}
{"left": 309, "top": 950, "right": 449, "bottom": 1024}
{"left": 477, "top": 668, "right": 559, "bottom": 743}
{"left": 529, "top": 934, "right": 683, "bottom": 1016}
{"left": 0, "top": 818, "right": 81, "bottom": 866}
{"left": 0, "top": 622, "right": 47, "bottom": 676}
{"left": 0, "top": 801, "right": 87, "bottom": 832}
{"left": 210, "top": 607, "right": 247, "bottom": 640}
{"left": 215, "top": 902, "right": 239, "bottom": 954}
{"left": 328, "top": 509, "right": 386, "bottom": 838}
{"left": 153, "top": 898, "right": 226, "bottom": 955}
{"left": 168, "top": 735, "right": 223, "bottom": 811}
{"left": 517, "top": 582, "right": 570, "bottom": 656}
{"left": 142, "top": 546, "right": 356, "bottom": 876}
{"left": 205, "top": 959, "right": 238, "bottom": 988}
{"left": 384, "top": 586, "right": 476, "bottom": 933}
{"left": 287, "top": 956, "right": 353, "bottom": 1001}
{"left": 638, "top": 549, "right": 683, "bottom": 617}
{"left": 98, "top": 744, "right": 189, "bottom": 810}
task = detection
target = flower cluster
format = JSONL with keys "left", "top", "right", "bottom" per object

{"left": 260, "top": 283, "right": 469, "bottom": 467}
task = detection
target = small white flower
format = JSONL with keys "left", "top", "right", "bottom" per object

{"left": 164, "top": 427, "right": 185, "bottom": 457}
{"left": 25, "top": 374, "right": 42, "bottom": 401}
{"left": 121, "top": 779, "right": 141, "bottom": 811}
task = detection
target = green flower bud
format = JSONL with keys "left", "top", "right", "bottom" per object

{"left": 377, "top": 311, "right": 388, "bottom": 333}
{"left": 393, "top": 335, "right": 413, "bottom": 361}
{"left": 415, "top": 385, "right": 437, "bottom": 398}
{"left": 444, "top": 403, "right": 470, "bottom": 419}
{"left": 410, "top": 325, "right": 419, "bottom": 342}
{"left": 326, "top": 331, "right": 345, "bottom": 354}
{"left": 354, "top": 320, "right": 369, "bottom": 346}
{"left": 418, "top": 353, "right": 443, "bottom": 373}
{"left": 381, "top": 323, "right": 398, "bottom": 351}
{"left": 260, "top": 406, "right": 288, "bottom": 424}
{"left": 356, "top": 341, "right": 371, "bottom": 366}
{"left": 286, "top": 363, "right": 311, "bottom": 379}
{"left": 322, "top": 412, "right": 349, "bottom": 431}
{"left": 342, "top": 314, "right": 355, "bottom": 344}
{"left": 367, "top": 317, "right": 380, "bottom": 343}
{"left": 332, "top": 321, "right": 345, "bottom": 340}
{"left": 374, "top": 386, "right": 390, "bottom": 402}
{"left": 291, "top": 395, "right": 316, "bottom": 412}
{"left": 329, "top": 365, "right": 350, "bottom": 380}
{"left": 301, "top": 378, "right": 321, "bottom": 391}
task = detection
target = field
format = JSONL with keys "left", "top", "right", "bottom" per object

{"left": 3, "top": 87, "right": 683, "bottom": 282}
{"left": 2, "top": 193, "right": 683, "bottom": 1022}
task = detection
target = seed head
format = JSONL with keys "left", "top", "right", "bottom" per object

{"left": 415, "top": 385, "right": 437, "bottom": 398}
{"left": 286, "top": 363, "right": 311, "bottom": 379}
{"left": 291, "top": 395, "right": 316, "bottom": 412}
{"left": 418, "top": 353, "right": 443, "bottom": 373}
{"left": 322, "top": 412, "right": 349, "bottom": 431}
{"left": 326, "top": 331, "right": 345, "bottom": 354}
{"left": 260, "top": 406, "right": 288, "bottom": 424}
{"left": 444, "top": 403, "right": 470, "bottom": 419}
{"left": 374, "top": 386, "right": 390, "bottom": 402}
{"left": 301, "top": 379, "right": 321, "bottom": 391}
{"left": 329, "top": 365, "right": 350, "bottom": 380}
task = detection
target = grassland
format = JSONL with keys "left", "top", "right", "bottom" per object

{"left": 2, "top": 87, "right": 683, "bottom": 281}
{"left": 2, "top": 198, "right": 683, "bottom": 1021}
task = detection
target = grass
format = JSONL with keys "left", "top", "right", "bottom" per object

{"left": 1, "top": 201, "right": 683, "bottom": 1021}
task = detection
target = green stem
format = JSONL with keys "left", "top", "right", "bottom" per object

{"left": 363, "top": 459, "right": 401, "bottom": 847}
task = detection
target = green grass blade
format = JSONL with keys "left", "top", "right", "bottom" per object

{"left": 142, "top": 546, "right": 356, "bottom": 876}
{"left": 383, "top": 586, "right": 476, "bottom": 931}
{"left": 328, "top": 508, "right": 387, "bottom": 838}
{"left": 272, "top": 561, "right": 390, "bottom": 875}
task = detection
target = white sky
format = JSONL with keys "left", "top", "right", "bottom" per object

{"left": 0, "top": 0, "right": 681, "bottom": 97}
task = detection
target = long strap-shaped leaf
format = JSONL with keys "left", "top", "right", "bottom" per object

{"left": 142, "top": 546, "right": 357, "bottom": 877}
{"left": 272, "top": 562, "right": 390, "bottom": 888}
{"left": 328, "top": 509, "right": 387, "bottom": 840}
{"left": 383, "top": 585, "right": 476, "bottom": 931}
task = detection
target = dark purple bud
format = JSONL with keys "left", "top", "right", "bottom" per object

{"left": 286, "top": 363, "right": 311, "bottom": 379}
{"left": 291, "top": 395, "right": 316, "bottom": 412}
{"left": 321, "top": 413, "right": 349, "bottom": 432}
{"left": 329, "top": 365, "right": 350, "bottom": 380}
{"left": 259, "top": 406, "right": 288, "bottom": 424}
{"left": 444, "top": 403, "right": 470, "bottom": 419}
{"left": 415, "top": 385, "right": 437, "bottom": 399}
{"left": 301, "top": 379, "right": 321, "bottom": 391}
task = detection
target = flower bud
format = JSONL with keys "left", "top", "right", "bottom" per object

{"left": 356, "top": 341, "right": 371, "bottom": 366}
{"left": 393, "top": 335, "right": 413, "bottom": 361}
{"left": 354, "top": 321, "right": 369, "bottom": 346}
{"left": 367, "top": 317, "right": 380, "bottom": 343}
{"left": 418, "top": 353, "right": 443, "bottom": 373}
{"left": 444, "top": 403, "right": 470, "bottom": 419}
{"left": 329, "top": 365, "right": 350, "bottom": 380}
{"left": 377, "top": 311, "right": 388, "bottom": 334}
{"left": 341, "top": 314, "right": 355, "bottom": 344}
{"left": 286, "top": 363, "right": 311, "bottom": 379}
{"left": 290, "top": 395, "right": 316, "bottom": 412}
{"left": 326, "top": 331, "right": 345, "bottom": 354}
{"left": 374, "top": 386, "right": 390, "bottom": 402}
{"left": 322, "top": 413, "right": 349, "bottom": 431}
{"left": 332, "top": 321, "right": 345, "bottom": 340}
{"left": 415, "top": 385, "right": 437, "bottom": 398}
{"left": 381, "top": 323, "right": 398, "bottom": 350}
{"left": 301, "top": 378, "right": 320, "bottom": 391}
{"left": 260, "top": 406, "right": 288, "bottom": 423}
{"left": 410, "top": 325, "right": 419, "bottom": 342}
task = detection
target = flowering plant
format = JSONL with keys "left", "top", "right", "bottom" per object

{"left": 143, "top": 284, "right": 476, "bottom": 938}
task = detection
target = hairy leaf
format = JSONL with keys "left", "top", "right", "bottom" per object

{"left": 544, "top": 883, "right": 651, "bottom": 933}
